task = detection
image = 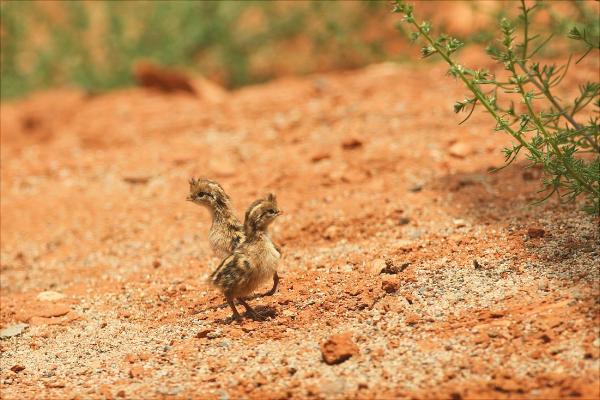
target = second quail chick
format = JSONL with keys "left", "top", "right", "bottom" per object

{"left": 187, "top": 178, "right": 244, "bottom": 258}
{"left": 187, "top": 178, "right": 279, "bottom": 295}
{"left": 209, "top": 194, "right": 282, "bottom": 320}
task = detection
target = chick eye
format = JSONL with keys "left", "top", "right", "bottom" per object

{"left": 197, "top": 191, "right": 209, "bottom": 198}
{"left": 267, "top": 209, "right": 276, "bottom": 215}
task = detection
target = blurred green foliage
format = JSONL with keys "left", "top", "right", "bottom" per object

{"left": 0, "top": 0, "right": 392, "bottom": 99}
{"left": 2, "top": 1, "right": 593, "bottom": 100}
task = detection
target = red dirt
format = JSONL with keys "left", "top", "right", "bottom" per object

{"left": 1, "top": 58, "right": 599, "bottom": 399}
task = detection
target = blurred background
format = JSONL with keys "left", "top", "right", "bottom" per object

{"left": 0, "top": 0, "right": 596, "bottom": 99}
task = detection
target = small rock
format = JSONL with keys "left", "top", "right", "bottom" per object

{"left": 323, "top": 225, "right": 338, "bottom": 240}
{"left": 282, "top": 309, "right": 295, "bottom": 318}
{"left": 341, "top": 138, "right": 363, "bottom": 150}
{"left": 453, "top": 219, "right": 467, "bottom": 228}
{"left": 538, "top": 332, "right": 553, "bottom": 343}
{"left": 341, "top": 264, "right": 353, "bottom": 273}
{"left": 123, "top": 175, "right": 152, "bottom": 184}
{"left": 129, "top": 366, "right": 145, "bottom": 379}
{"left": 401, "top": 291, "right": 415, "bottom": 304}
{"left": 527, "top": 227, "right": 545, "bottom": 238}
{"left": 196, "top": 329, "right": 212, "bottom": 339}
{"left": 371, "top": 258, "right": 386, "bottom": 275}
{"left": 473, "top": 259, "right": 482, "bottom": 269}
{"left": 29, "top": 313, "right": 74, "bottom": 326}
{"left": 530, "top": 349, "right": 542, "bottom": 359}
{"left": 311, "top": 152, "right": 331, "bottom": 163}
{"left": 448, "top": 142, "right": 472, "bottom": 158}
{"left": 405, "top": 313, "right": 420, "bottom": 325}
{"left": 117, "top": 390, "right": 126, "bottom": 398}
{"left": 320, "top": 332, "right": 359, "bottom": 365}
{"left": 207, "top": 329, "right": 222, "bottom": 339}
{"left": 344, "top": 286, "right": 362, "bottom": 296}
{"left": 401, "top": 270, "right": 417, "bottom": 283}
{"left": 381, "top": 260, "right": 410, "bottom": 275}
{"left": 36, "top": 291, "right": 66, "bottom": 302}
{"left": 398, "top": 217, "right": 411, "bottom": 225}
{"left": 152, "top": 260, "right": 161, "bottom": 269}
{"left": 133, "top": 61, "right": 196, "bottom": 94}
{"left": 124, "top": 353, "right": 137, "bottom": 363}
{"left": 408, "top": 184, "right": 423, "bottom": 193}
{"left": 10, "top": 365, "right": 25, "bottom": 373}
{"left": 0, "top": 323, "right": 29, "bottom": 339}
{"left": 119, "top": 311, "right": 131, "bottom": 319}
{"left": 381, "top": 277, "right": 400, "bottom": 293}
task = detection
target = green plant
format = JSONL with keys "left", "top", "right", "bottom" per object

{"left": 393, "top": 0, "right": 599, "bottom": 215}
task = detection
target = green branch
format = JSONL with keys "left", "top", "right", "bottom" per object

{"left": 393, "top": 0, "right": 599, "bottom": 214}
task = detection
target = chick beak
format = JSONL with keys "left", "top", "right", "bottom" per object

{"left": 276, "top": 210, "right": 284, "bottom": 215}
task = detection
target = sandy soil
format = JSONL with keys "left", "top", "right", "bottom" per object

{"left": 1, "top": 59, "right": 599, "bottom": 400}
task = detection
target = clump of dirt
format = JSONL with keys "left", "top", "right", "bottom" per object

{"left": 1, "top": 56, "right": 599, "bottom": 399}
{"left": 133, "top": 61, "right": 197, "bottom": 95}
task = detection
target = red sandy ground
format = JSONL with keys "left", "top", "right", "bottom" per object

{"left": 1, "top": 57, "right": 599, "bottom": 400}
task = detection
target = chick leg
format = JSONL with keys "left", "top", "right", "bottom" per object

{"left": 237, "top": 298, "right": 265, "bottom": 320}
{"left": 262, "top": 272, "right": 279, "bottom": 297}
{"left": 226, "top": 295, "right": 242, "bottom": 321}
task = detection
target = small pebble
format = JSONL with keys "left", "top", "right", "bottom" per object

{"left": 320, "top": 332, "right": 359, "bottom": 365}
{"left": 381, "top": 277, "right": 400, "bottom": 293}
{"left": 10, "top": 365, "right": 25, "bottom": 373}
{"left": 36, "top": 291, "right": 66, "bottom": 302}
{"left": 527, "top": 227, "right": 545, "bottom": 238}
{"left": 453, "top": 219, "right": 467, "bottom": 228}
{"left": 0, "top": 323, "right": 28, "bottom": 339}
{"left": 398, "top": 217, "right": 411, "bottom": 225}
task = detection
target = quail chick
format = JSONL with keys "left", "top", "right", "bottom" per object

{"left": 187, "top": 178, "right": 280, "bottom": 295}
{"left": 209, "top": 194, "right": 282, "bottom": 320}
{"left": 187, "top": 178, "right": 244, "bottom": 258}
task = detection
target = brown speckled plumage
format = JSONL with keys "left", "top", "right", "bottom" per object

{"left": 187, "top": 178, "right": 279, "bottom": 297}
{"left": 209, "top": 194, "right": 282, "bottom": 320}
{"left": 187, "top": 178, "right": 244, "bottom": 258}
